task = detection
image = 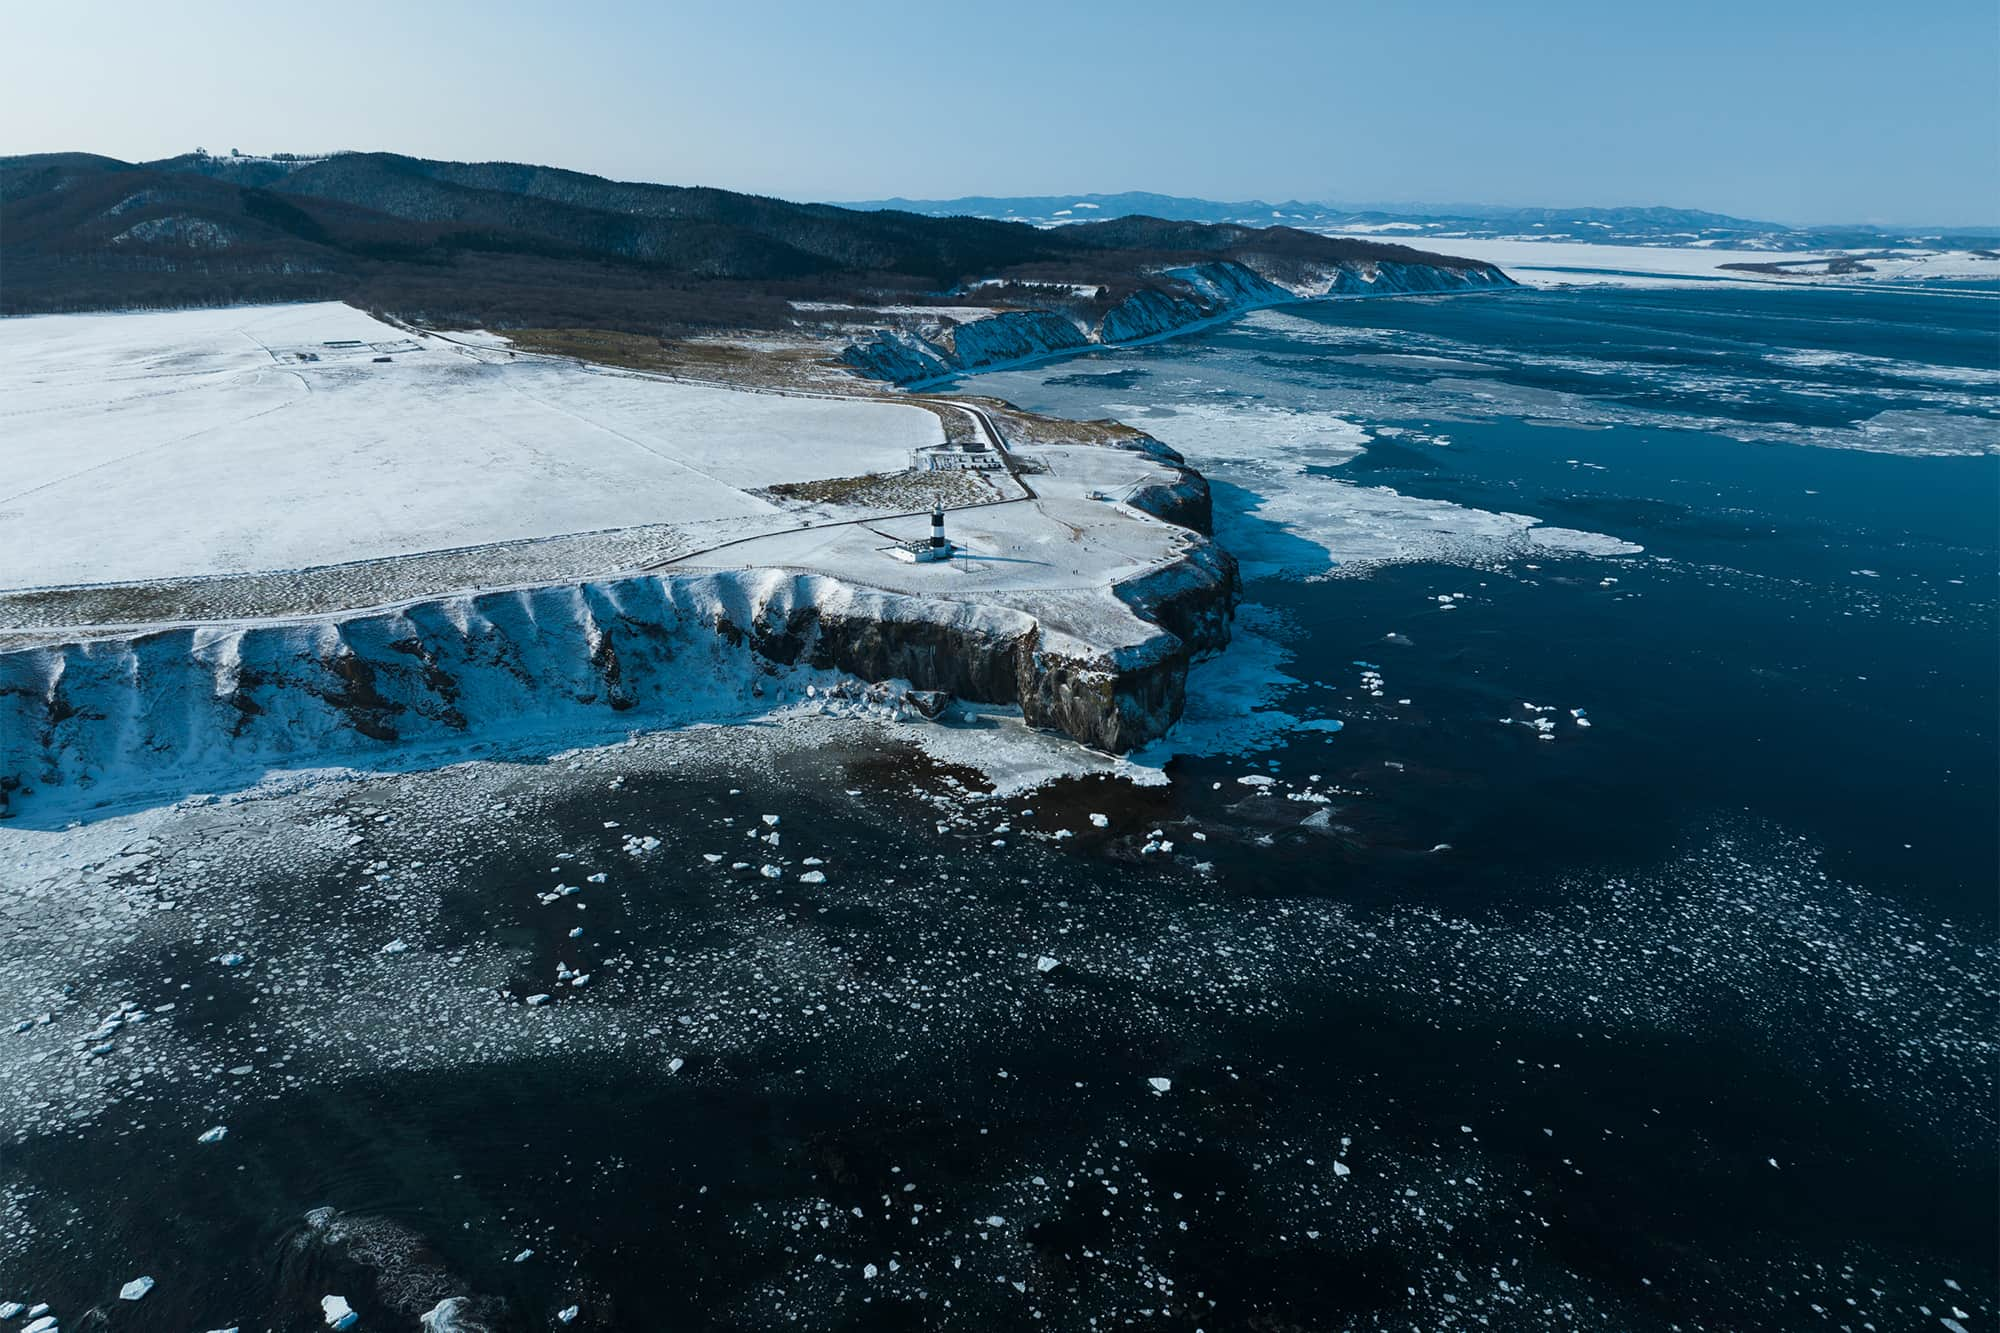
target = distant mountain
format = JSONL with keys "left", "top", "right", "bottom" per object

{"left": 0, "top": 152, "right": 1504, "bottom": 329}
{"left": 837, "top": 192, "right": 1996, "bottom": 252}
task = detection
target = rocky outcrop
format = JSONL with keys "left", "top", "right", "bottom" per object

{"left": 1111, "top": 539, "right": 1239, "bottom": 659}
{"left": 1113, "top": 433, "right": 1216, "bottom": 537}
{"left": 938, "top": 309, "right": 1091, "bottom": 370}
{"left": 843, "top": 257, "right": 1514, "bottom": 385}
{"left": 0, "top": 538, "right": 1235, "bottom": 817}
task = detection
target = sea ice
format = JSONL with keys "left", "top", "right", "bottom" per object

{"left": 118, "top": 1278, "right": 153, "bottom": 1301}
{"left": 321, "top": 1296, "right": 358, "bottom": 1330}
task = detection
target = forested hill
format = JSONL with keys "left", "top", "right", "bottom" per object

{"left": 0, "top": 151, "right": 1501, "bottom": 330}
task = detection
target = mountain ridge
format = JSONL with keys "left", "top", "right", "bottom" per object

{"left": 834, "top": 191, "right": 1999, "bottom": 251}
{"left": 0, "top": 151, "right": 1506, "bottom": 331}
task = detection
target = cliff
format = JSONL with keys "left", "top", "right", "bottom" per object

{"left": 842, "top": 257, "right": 1513, "bottom": 384}
{"left": 0, "top": 531, "right": 1236, "bottom": 821}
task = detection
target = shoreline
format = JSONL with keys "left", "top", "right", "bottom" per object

{"left": 882, "top": 281, "right": 1519, "bottom": 393}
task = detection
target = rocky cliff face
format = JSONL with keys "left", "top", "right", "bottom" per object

{"left": 1111, "top": 433, "right": 1217, "bottom": 537}
{"left": 843, "top": 257, "right": 1513, "bottom": 385}
{"left": 0, "top": 532, "right": 1236, "bottom": 818}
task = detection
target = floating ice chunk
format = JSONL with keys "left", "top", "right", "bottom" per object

{"left": 1035, "top": 956, "right": 1060, "bottom": 973}
{"left": 557, "top": 1308, "right": 579, "bottom": 1325}
{"left": 513, "top": 1249, "right": 533, "bottom": 1263}
{"left": 0, "top": 1304, "right": 22, "bottom": 1319}
{"left": 570, "top": 974, "right": 590, "bottom": 988}
{"left": 983, "top": 1215, "right": 1006, "bottom": 1227}
{"left": 667, "top": 1056, "right": 684, "bottom": 1074}
{"left": 702, "top": 853, "right": 722, "bottom": 863}
{"left": 586, "top": 873, "right": 607, "bottom": 884}
{"left": 1088, "top": 813, "right": 1109, "bottom": 828}
{"left": 525, "top": 994, "right": 552, "bottom": 1007}
{"left": 759, "top": 864, "right": 782, "bottom": 880}
{"left": 799, "top": 870, "right": 826, "bottom": 884}
{"left": 1332, "top": 1160, "right": 1351, "bottom": 1177}
{"left": 568, "top": 927, "right": 583, "bottom": 939}
{"left": 1236, "top": 774, "right": 1275, "bottom": 787}
{"left": 421, "top": 1299, "right": 482, "bottom": 1332}
{"left": 1147, "top": 1077, "right": 1172, "bottom": 1094}
{"left": 381, "top": 939, "right": 408, "bottom": 955}
{"left": 22, "top": 1319, "right": 53, "bottom": 1333}
{"left": 761, "top": 815, "right": 781, "bottom": 827}
{"left": 198, "top": 1125, "right": 228, "bottom": 1144}
{"left": 863, "top": 1264, "right": 879, "bottom": 1279}
{"left": 217, "top": 953, "right": 244, "bottom": 967}
{"left": 119, "top": 1277, "right": 154, "bottom": 1301}
{"left": 321, "top": 1296, "right": 358, "bottom": 1330}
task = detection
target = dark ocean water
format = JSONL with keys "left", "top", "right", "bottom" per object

{"left": 5, "top": 283, "right": 1995, "bottom": 1332}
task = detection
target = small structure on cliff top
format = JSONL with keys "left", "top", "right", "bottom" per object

{"left": 889, "top": 504, "right": 955, "bottom": 564}
{"left": 913, "top": 440, "right": 1004, "bottom": 472}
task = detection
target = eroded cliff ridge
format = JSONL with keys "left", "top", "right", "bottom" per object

{"left": 842, "top": 257, "right": 1513, "bottom": 384}
{"left": 0, "top": 420, "right": 1237, "bottom": 821}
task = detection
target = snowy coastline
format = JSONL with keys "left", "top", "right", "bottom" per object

{"left": 840, "top": 257, "right": 1514, "bottom": 387}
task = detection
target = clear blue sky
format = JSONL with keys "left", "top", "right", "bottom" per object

{"left": 5, "top": 0, "right": 1995, "bottom": 225}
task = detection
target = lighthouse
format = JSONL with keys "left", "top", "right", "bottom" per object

{"left": 888, "top": 503, "right": 957, "bottom": 563}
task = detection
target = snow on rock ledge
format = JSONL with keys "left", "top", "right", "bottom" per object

{"left": 842, "top": 258, "right": 1514, "bottom": 385}
{"left": 0, "top": 551, "right": 1236, "bottom": 821}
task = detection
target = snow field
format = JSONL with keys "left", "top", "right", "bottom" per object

{"left": 0, "top": 303, "right": 945, "bottom": 588}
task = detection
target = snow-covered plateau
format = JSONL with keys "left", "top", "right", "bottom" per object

{"left": 840, "top": 257, "right": 1513, "bottom": 385}
{"left": 0, "top": 304, "right": 1244, "bottom": 820}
